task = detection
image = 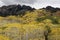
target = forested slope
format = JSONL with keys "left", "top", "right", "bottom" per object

{"left": 0, "top": 5, "right": 60, "bottom": 40}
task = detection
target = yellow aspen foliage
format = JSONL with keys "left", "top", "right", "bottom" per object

{"left": 43, "top": 19, "right": 52, "bottom": 23}
{"left": 0, "top": 9, "right": 60, "bottom": 40}
{"left": 51, "top": 27, "right": 60, "bottom": 35}
{"left": 7, "top": 16, "right": 18, "bottom": 20}
{"left": 0, "top": 35, "right": 10, "bottom": 40}
{"left": 43, "top": 19, "right": 52, "bottom": 25}
{"left": 0, "top": 17, "right": 4, "bottom": 20}
{"left": 4, "top": 23, "right": 22, "bottom": 28}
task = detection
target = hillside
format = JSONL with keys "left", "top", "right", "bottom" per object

{"left": 0, "top": 5, "right": 60, "bottom": 40}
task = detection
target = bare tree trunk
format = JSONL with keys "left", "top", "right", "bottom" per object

{"left": 44, "top": 31, "right": 48, "bottom": 40}
{"left": 44, "top": 34, "right": 48, "bottom": 40}
{"left": 44, "top": 26, "right": 51, "bottom": 40}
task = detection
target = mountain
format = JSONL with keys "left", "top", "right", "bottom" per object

{"left": 44, "top": 6, "right": 60, "bottom": 13}
{"left": 0, "top": 4, "right": 35, "bottom": 17}
{"left": 0, "top": 5, "right": 60, "bottom": 17}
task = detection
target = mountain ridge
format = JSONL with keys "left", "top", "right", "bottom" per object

{"left": 0, "top": 4, "right": 60, "bottom": 17}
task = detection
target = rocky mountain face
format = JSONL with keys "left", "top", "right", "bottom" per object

{"left": 44, "top": 6, "right": 60, "bottom": 13}
{"left": 0, "top": 4, "right": 35, "bottom": 17}
{"left": 0, "top": 5, "right": 60, "bottom": 17}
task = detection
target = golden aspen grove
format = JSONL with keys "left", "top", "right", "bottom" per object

{"left": 0, "top": 5, "right": 60, "bottom": 40}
